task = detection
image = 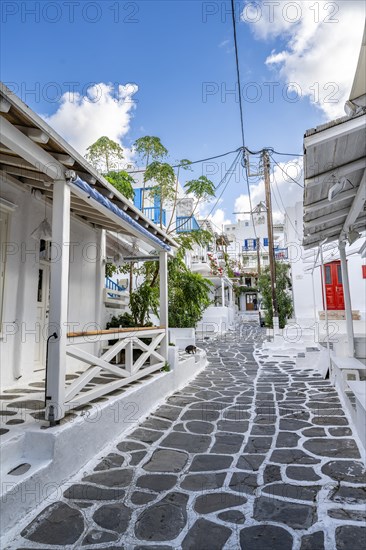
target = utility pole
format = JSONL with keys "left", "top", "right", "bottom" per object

{"left": 263, "top": 150, "right": 278, "bottom": 318}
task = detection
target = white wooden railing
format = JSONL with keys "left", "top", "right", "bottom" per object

{"left": 65, "top": 327, "right": 166, "bottom": 409}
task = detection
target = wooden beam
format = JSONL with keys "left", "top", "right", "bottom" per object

{"left": 304, "top": 188, "right": 357, "bottom": 216}
{"left": 304, "top": 114, "right": 366, "bottom": 148}
{"left": 52, "top": 153, "right": 75, "bottom": 167}
{"left": 14, "top": 125, "right": 50, "bottom": 144}
{"left": 0, "top": 117, "right": 64, "bottom": 180}
{"left": 77, "top": 171, "right": 97, "bottom": 185}
{"left": 304, "top": 157, "right": 366, "bottom": 190}
{"left": 0, "top": 164, "right": 52, "bottom": 182}
{"left": 305, "top": 207, "right": 349, "bottom": 230}
{"left": 0, "top": 98, "right": 11, "bottom": 113}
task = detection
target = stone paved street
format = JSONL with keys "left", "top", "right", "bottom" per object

{"left": 7, "top": 324, "right": 366, "bottom": 549}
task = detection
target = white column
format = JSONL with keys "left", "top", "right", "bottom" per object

{"left": 229, "top": 284, "right": 233, "bottom": 306}
{"left": 95, "top": 229, "right": 106, "bottom": 357}
{"left": 95, "top": 229, "right": 106, "bottom": 327}
{"left": 221, "top": 279, "right": 225, "bottom": 307}
{"left": 46, "top": 180, "right": 70, "bottom": 423}
{"left": 339, "top": 239, "right": 355, "bottom": 357}
{"left": 159, "top": 251, "right": 169, "bottom": 363}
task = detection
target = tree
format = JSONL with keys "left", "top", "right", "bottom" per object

{"left": 258, "top": 262, "right": 293, "bottom": 328}
{"left": 144, "top": 161, "right": 176, "bottom": 228}
{"left": 184, "top": 175, "right": 216, "bottom": 202}
{"left": 104, "top": 170, "right": 135, "bottom": 201}
{"left": 168, "top": 258, "right": 213, "bottom": 328}
{"left": 133, "top": 136, "right": 168, "bottom": 210}
{"left": 129, "top": 281, "right": 159, "bottom": 326}
{"left": 124, "top": 229, "right": 214, "bottom": 329}
{"left": 86, "top": 136, "right": 124, "bottom": 173}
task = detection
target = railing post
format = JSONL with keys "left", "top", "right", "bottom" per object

{"left": 125, "top": 338, "right": 134, "bottom": 374}
{"left": 159, "top": 251, "right": 169, "bottom": 363}
{"left": 46, "top": 179, "right": 70, "bottom": 423}
{"left": 339, "top": 239, "right": 355, "bottom": 357}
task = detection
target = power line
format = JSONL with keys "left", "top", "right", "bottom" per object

{"left": 230, "top": 0, "right": 246, "bottom": 150}
{"left": 270, "top": 153, "right": 304, "bottom": 188}
{"left": 230, "top": 0, "right": 259, "bottom": 247}
{"left": 127, "top": 148, "right": 241, "bottom": 174}
{"left": 204, "top": 151, "right": 242, "bottom": 220}
{"left": 170, "top": 151, "right": 242, "bottom": 233}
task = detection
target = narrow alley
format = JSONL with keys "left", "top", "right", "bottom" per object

{"left": 8, "top": 323, "right": 365, "bottom": 550}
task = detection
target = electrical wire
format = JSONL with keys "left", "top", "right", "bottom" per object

{"left": 272, "top": 169, "right": 302, "bottom": 241}
{"left": 126, "top": 148, "right": 242, "bottom": 174}
{"left": 270, "top": 153, "right": 304, "bottom": 188}
{"left": 230, "top": 0, "right": 259, "bottom": 247}
{"left": 169, "top": 151, "right": 242, "bottom": 233}
{"left": 205, "top": 151, "right": 242, "bottom": 219}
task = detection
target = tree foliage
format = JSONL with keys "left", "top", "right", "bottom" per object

{"left": 104, "top": 170, "right": 135, "bottom": 200}
{"left": 85, "top": 136, "right": 124, "bottom": 173}
{"left": 168, "top": 261, "right": 213, "bottom": 328}
{"left": 129, "top": 281, "right": 159, "bottom": 326}
{"left": 124, "top": 228, "right": 214, "bottom": 329}
{"left": 258, "top": 262, "right": 293, "bottom": 329}
{"left": 133, "top": 136, "right": 168, "bottom": 165}
{"left": 184, "top": 175, "right": 216, "bottom": 202}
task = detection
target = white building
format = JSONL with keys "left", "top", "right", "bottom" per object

{"left": 223, "top": 202, "right": 285, "bottom": 311}
{"left": 291, "top": 27, "right": 366, "bottom": 448}
{"left": 0, "top": 83, "right": 208, "bottom": 534}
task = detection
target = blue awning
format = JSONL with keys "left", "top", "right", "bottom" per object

{"left": 72, "top": 176, "right": 171, "bottom": 252}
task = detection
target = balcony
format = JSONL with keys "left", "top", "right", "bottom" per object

{"left": 104, "top": 277, "right": 129, "bottom": 309}
{"left": 143, "top": 207, "right": 166, "bottom": 226}
{"left": 176, "top": 216, "right": 200, "bottom": 233}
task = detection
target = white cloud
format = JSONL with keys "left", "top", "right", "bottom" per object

{"left": 209, "top": 208, "right": 232, "bottom": 230}
{"left": 242, "top": 1, "right": 365, "bottom": 119}
{"left": 43, "top": 82, "right": 138, "bottom": 163}
{"left": 234, "top": 156, "right": 303, "bottom": 223}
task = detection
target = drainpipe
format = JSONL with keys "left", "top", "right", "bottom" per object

{"left": 339, "top": 239, "right": 355, "bottom": 357}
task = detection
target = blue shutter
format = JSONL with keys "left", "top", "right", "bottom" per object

{"left": 244, "top": 239, "right": 248, "bottom": 250}
{"left": 253, "top": 239, "right": 257, "bottom": 250}
{"left": 264, "top": 237, "right": 269, "bottom": 246}
{"left": 134, "top": 188, "right": 142, "bottom": 210}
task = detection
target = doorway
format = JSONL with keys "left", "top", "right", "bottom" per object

{"left": 245, "top": 293, "right": 257, "bottom": 311}
{"left": 322, "top": 261, "right": 345, "bottom": 310}
{"left": 34, "top": 261, "right": 50, "bottom": 371}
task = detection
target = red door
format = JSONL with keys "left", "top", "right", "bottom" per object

{"left": 322, "top": 261, "right": 345, "bottom": 310}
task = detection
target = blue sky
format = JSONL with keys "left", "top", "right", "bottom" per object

{"left": 1, "top": 1, "right": 364, "bottom": 226}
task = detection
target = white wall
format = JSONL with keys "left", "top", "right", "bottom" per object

{"left": 0, "top": 179, "right": 101, "bottom": 389}
{"left": 284, "top": 201, "right": 366, "bottom": 322}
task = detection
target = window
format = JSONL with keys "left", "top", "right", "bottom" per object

{"left": 243, "top": 239, "right": 256, "bottom": 251}
{"left": 324, "top": 265, "right": 332, "bottom": 285}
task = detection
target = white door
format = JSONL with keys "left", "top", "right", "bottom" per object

{"left": 34, "top": 262, "right": 50, "bottom": 371}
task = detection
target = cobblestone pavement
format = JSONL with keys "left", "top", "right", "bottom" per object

{"left": 7, "top": 324, "right": 366, "bottom": 549}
